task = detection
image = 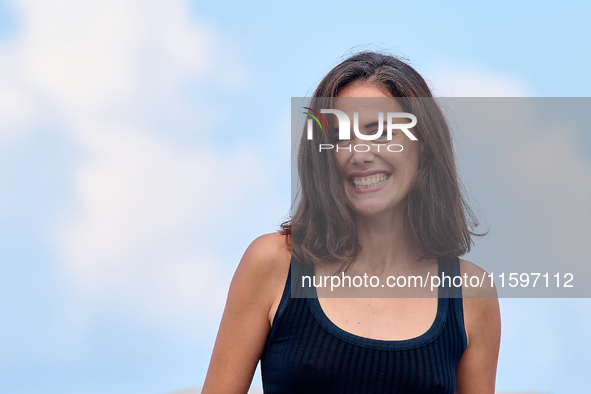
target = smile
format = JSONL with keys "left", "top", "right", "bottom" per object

{"left": 350, "top": 173, "right": 390, "bottom": 189}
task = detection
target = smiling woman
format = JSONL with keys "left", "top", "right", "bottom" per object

{"left": 202, "top": 51, "right": 501, "bottom": 394}
{"left": 333, "top": 86, "right": 421, "bottom": 224}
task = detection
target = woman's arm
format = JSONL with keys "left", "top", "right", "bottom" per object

{"left": 455, "top": 260, "right": 502, "bottom": 394}
{"left": 202, "top": 233, "right": 291, "bottom": 394}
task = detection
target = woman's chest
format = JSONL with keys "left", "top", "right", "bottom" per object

{"left": 261, "top": 297, "right": 465, "bottom": 394}
{"left": 317, "top": 297, "right": 439, "bottom": 341}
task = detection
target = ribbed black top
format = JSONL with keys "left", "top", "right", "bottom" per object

{"left": 261, "top": 256, "right": 467, "bottom": 393}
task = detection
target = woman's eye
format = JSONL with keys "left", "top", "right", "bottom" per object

{"left": 373, "top": 132, "right": 387, "bottom": 142}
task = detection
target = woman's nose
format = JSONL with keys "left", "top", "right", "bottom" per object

{"left": 349, "top": 140, "right": 376, "bottom": 165}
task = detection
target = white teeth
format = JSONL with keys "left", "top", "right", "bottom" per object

{"left": 352, "top": 174, "right": 390, "bottom": 189}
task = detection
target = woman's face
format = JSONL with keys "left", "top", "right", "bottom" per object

{"left": 333, "top": 82, "right": 421, "bottom": 220}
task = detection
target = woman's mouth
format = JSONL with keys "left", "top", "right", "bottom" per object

{"left": 350, "top": 173, "right": 390, "bottom": 189}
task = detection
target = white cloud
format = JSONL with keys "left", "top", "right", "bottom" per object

{"left": 0, "top": 0, "right": 268, "bottom": 331}
{"left": 452, "top": 98, "right": 591, "bottom": 274}
{"left": 502, "top": 127, "right": 591, "bottom": 265}
{"left": 0, "top": 55, "right": 35, "bottom": 134}
{"left": 12, "top": 0, "right": 212, "bottom": 115}
{"left": 55, "top": 125, "right": 262, "bottom": 325}
{"left": 428, "top": 63, "right": 530, "bottom": 97}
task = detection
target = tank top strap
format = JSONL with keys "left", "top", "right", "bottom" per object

{"left": 439, "top": 256, "right": 468, "bottom": 352}
{"left": 266, "top": 255, "right": 302, "bottom": 345}
{"left": 438, "top": 256, "right": 463, "bottom": 298}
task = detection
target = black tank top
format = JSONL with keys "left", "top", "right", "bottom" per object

{"left": 261, "top": 256, "right": 467, "bottom": 393}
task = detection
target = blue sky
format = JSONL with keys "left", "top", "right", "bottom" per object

{"left": 0, "top": 0, "right": 590, "bottom": 393}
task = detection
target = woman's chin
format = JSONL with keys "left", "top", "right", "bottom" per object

{"left": 349, "top": 199, "right": 407, "bottom": 220}
{"left": 352, "top": 204, "right": 392, "bottom": 218}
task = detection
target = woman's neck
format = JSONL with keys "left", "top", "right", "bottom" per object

{"left": 352, "top": 208, "right": 420, "bottom": 276}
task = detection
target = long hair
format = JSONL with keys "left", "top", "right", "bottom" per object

{"left": 282, "top": 51, "right": 483, "bottom": 267}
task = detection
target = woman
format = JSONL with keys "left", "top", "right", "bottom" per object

{"left": 203, "top": 51, "right": 501, "bottom": 393}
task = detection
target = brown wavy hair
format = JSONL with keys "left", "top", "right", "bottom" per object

{"left": 281, "top": 51, "right": 483, "bottom": 267}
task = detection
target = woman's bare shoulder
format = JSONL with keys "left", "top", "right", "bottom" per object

{"left": 239, "top": 232, "right": 291, "bottom": 279}
{"left": 458, "top": 258, "right": 497, "bottom": 298}
{"left": 202, "top": 233, "right": 291, "bottom": 393}
{"left": 235, "top": 233, "right": 290, "bottom": 303}
{"left": 457, "top": 258, "right": 501, "bottom": 346}
{"left": 237, "top": 232, "right": 291, "bottom": 325}
{"left": 455, "top": 258, "right": 501, "bottom": 392}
